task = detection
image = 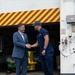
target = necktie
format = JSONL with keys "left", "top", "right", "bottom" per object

{"left": 21, "top": 33, "right": 25, "bottom": 41}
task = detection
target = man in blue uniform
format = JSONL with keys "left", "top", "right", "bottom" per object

{"left": 31, "top": 21, "right": 54, "bottom": 75}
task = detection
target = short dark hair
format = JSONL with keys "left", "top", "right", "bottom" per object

{"left": 32, "top": 21, "right": 41, "bottom": 26}
{"left": 17, "top": 24, "right": 25, "bottom": 28}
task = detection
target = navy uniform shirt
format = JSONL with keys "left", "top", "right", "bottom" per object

{"left": 37, "top": 28, "right": 54, "bottom": 56}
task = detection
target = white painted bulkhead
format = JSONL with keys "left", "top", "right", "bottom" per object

{"left": 0, "top": 0, "right": 60, "bottom": 13}
{"left": 60, "top": 0, "right": 75, "bottom": 74}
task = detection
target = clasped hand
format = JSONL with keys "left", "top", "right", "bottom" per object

{"left": 26, "top": 44, "right": 32, "bottom": 49}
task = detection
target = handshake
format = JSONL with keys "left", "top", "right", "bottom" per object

{"left": 26, "top": 44, "right": 32, "bottom": 49}
{"left": 26, "top": 43, "right": 46, "bottom": 55}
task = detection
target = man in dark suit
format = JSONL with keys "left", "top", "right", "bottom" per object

{"left": 12, "top": 24, "right": 31, "bottom": 75}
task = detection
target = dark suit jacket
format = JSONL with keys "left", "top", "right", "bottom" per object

{"left": 12, "top": 31, "right": 28, "bottom": 58}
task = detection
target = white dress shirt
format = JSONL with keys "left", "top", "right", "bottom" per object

{"left": 19, "top": 31, "right": 25, "bottom": 41}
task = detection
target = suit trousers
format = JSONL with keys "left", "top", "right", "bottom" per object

{"left": 14, "top": 54, "right": 28, "bottom": 75}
